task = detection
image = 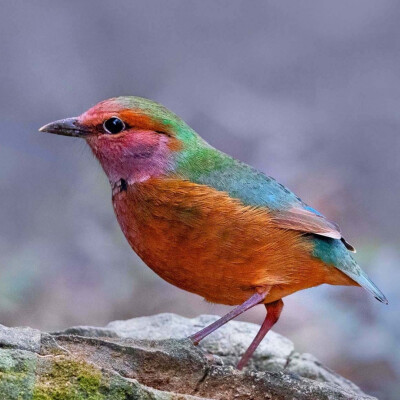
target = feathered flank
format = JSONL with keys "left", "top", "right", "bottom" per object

{"left": 112, "top": 178, "right": 356, "bottom": 305}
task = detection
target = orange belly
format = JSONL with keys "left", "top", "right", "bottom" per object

{"left": 112, "top": 178, "right": 354, "bottom": 305}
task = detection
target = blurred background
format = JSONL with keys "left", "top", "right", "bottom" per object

{"left": 0, "top": 1, "right": 399, "bottom": 398}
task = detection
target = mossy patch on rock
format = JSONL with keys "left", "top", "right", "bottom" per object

{"left": 32, "top": 355, "right": 187, "bottom": 400}
{"left": 0, "top": 349, "right": 37, "bottom": 400}
{"left": 33, "top": 357, "right": 103, "bottom": 400}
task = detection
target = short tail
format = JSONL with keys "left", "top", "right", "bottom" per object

{"left": 313, "top": 237, "right": 388, "bottom": 304}
{"left": 335, "top": 255, "right": 388, "bottom": 304}
{"left": 352, "top": 269, "right": 388, "bottom": 304}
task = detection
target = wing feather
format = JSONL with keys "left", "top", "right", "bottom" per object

{"left": 272, "top": 207, "right": 342, "bottom": 239}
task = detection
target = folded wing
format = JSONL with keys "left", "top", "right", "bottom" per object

{"left": 272, "top": 207, "right": 356, "bottom": 252}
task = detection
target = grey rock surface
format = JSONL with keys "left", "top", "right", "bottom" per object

{"left": 0, "top": 313, "right": 375, "bottom": 399}
{"left": 0, "top": 324, "right": 41, "bottom": 353}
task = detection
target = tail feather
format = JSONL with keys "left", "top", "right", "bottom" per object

{"left": 335, "top": 254, "right": 388, "bottom": 304}
{"left": 314, "top": 237, "right": 388, "bottom": 304}
{"left": 351, "top": 269, "right": 388, "bottom": 304}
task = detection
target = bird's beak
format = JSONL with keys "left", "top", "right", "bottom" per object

{"left": 38, "top": 117, "right": 89, "bottom": 138}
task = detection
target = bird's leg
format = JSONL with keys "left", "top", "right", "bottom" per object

{"left": 236, "top": 298, "right": 284, "bottom": 370}
{"left": 189, "top": 287, "right": 270, "bottom": 345}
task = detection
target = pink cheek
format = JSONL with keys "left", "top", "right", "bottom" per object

{"left": 129, "top": 131, "right": 160, "bottom": 147}
{"left": 85, "top": 131, "right": 171, "bottom": 183}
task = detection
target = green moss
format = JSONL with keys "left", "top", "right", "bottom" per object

{"left": 32, "top": 356, "right": 154, "bottom": 400}
{"left": 33, "top": 357, "right": 104, "bottom": 400}
{"left": 0, "top": 349, "right": 184, "bottom": 400}
{"left": 0, "top": 349, "right": 37, "bottom": 400}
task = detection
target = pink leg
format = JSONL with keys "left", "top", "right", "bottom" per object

{"left": 237, "top": 299, "right": 284, "bottom": 370}
{"left": 189, "top": 288, "right": 270, "bottom": 345}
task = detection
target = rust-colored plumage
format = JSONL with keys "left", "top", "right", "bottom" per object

{"left": 39, "top": 96, "right": 387, "bottom": 369}
{"left": 113, "top": 178, "right": 354, "bottom": 305}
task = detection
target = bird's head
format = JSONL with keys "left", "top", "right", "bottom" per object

{"left": 39, "top": 96, "right": 197, "bottom": 185}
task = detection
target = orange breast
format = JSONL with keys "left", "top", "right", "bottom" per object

{"left": 112, "top": 178, "right": 353, "bottom": 305}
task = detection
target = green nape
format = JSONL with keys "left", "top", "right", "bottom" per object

{"left": 175, "top": 144, "right": 236, "bottom": 179}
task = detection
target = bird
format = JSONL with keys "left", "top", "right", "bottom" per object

{"left": 39, "top": 96, "right": 387, "bottom": 369}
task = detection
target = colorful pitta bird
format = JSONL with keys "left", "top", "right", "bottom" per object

{"left": 39, "top": 96, "right": 387, "bottom": 369}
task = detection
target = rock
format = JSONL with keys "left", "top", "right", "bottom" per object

{"left": 0, "top": 324, "right": 41, "bottom": 352}
{"left": 0, "top": 314, "right": 375, "bottom": 399}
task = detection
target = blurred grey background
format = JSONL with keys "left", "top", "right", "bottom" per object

{"left": 1, "top": 1, "right": 399, "bottom": 398}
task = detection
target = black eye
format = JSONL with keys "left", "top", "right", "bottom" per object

{"left": 103, "top": 117, "right": 125, "bottom": 134}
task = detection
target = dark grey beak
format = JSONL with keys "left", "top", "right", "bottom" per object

{"left": 38, "top": 117, "right": 89, "bottom": 138}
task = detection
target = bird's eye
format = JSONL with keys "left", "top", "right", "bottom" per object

{"left": 103, "top": 117, "right": 125, "bottom": 134}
